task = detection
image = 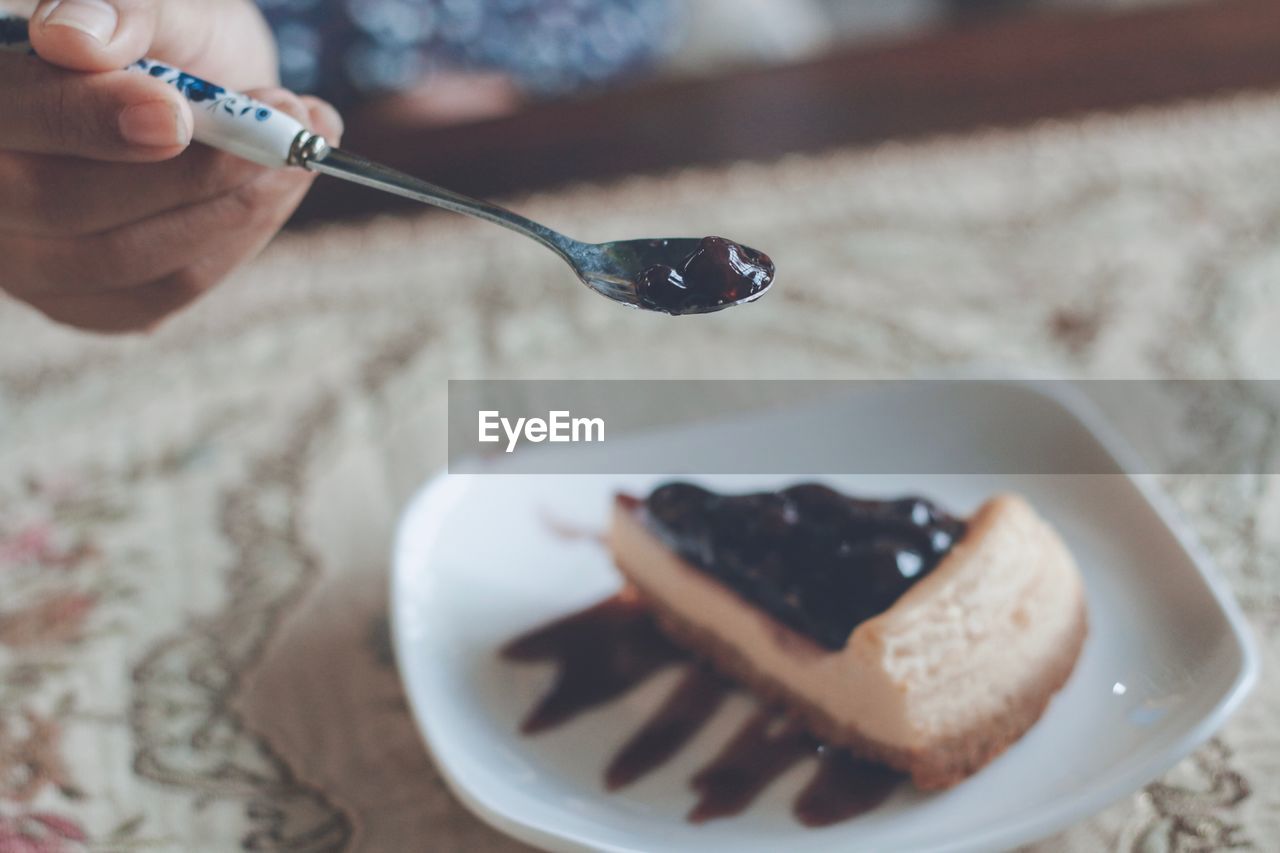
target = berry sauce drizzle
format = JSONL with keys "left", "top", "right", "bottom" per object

{"left": 501, "top": 592, "right": 901, "bottom": 827}
{"left": 642, "top": 482, "right": 967, "bottom": 649}
{"left": 635, "top": 236, "right": 775, "bottom": 315}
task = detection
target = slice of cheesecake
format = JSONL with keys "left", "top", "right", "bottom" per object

{"left": 608, "top": 483, "right": 1087, "bottom": 790}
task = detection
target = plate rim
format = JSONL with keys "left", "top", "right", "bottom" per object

{"left": 390, "top": 379, "right": 1259, "bottom": 853}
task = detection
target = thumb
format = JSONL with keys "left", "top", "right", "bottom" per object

{"left": 29, "top": 0, "right": 160, "bottom": 71}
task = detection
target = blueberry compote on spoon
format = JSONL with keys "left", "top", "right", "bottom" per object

{"left": 642, "top": 482, "right": 967, "bottom": 649}
{"left": 634, "top": 236, "right": 776, "bottom": 315}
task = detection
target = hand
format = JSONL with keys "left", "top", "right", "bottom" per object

{"left": 0, "top": 0, "right": 343, "bottom": 332}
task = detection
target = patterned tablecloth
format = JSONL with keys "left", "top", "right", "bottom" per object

{"left": 1, "top": 88, "right": 1279, "bottom": 852}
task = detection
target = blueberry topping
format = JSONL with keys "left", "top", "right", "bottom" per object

{"left": 640, "top": 482, "right": 967, "bottom": 649}
{"left": 635, "top": 236, "right": 775, "bottom": 315}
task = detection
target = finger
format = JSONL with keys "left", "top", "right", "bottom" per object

{"left": 28, "top": 0, "right": 278, "bottom": 87}
{"left": 0, "top": 52, "right": 192, "bottom": 160}
{"left": 7, "top": 95, "right": 338, "bottom": 317}
{"left": 27, "top": 0, "right": 149, "bottom": 71}
{"left": 0, "top": 88, "right": 340, "bottom": 237}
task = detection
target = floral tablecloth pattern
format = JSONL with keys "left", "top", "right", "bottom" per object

{"left": 1, "top": 91, "right": 1279, "bottom": 851}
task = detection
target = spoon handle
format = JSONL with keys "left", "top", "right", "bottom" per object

{"left": 302, "top": 146, "right": 578, "bottom": 257}
{"left": 1, "top": 15, "right": 310, "bottom": 167}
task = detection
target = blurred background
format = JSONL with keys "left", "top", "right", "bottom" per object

{"left": 276, "top": 0, "right": 1275, "bottom": 221}
{"left": 273, "top": 0, "right": 1204, "bottom": 98}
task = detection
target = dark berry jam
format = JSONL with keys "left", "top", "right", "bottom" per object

{"left": 640, "top": 482, "right": 967, "bottom": 650}
{"left": 635, "top": 236, "right": 775, "bottom": 315}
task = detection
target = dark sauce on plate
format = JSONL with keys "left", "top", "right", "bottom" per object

{"left": 501, "top": 593, "right": 901, "bottom": 827}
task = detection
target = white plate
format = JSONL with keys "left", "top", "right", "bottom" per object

{"left": 391, "top": 383, "right": 1258, "bottom": 853}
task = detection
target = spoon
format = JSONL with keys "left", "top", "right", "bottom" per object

{"left": 0, "top": 16, "right": 776, "bottom": 315}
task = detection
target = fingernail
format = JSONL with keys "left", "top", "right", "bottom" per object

{"left": 119, "top": 101, "right": 192, "bottom": 148}
{"left": 42, "top": 0, "right": 119, "bottom": 45}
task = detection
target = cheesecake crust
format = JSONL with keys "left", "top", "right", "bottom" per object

{"left": 611, "top": 493, "right": 1089, "bottom": 790}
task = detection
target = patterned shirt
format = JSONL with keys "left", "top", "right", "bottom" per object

{"left": 257, "top": 0, "right": 680, "bottom": 107}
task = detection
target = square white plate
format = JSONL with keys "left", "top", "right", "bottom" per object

{"left": 391, "top": 383, "right": 1257, "bottom": 852}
